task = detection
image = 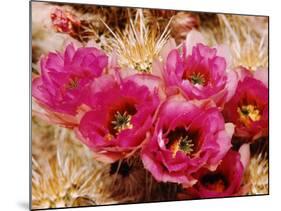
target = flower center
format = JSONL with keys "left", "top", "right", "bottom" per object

{"left": 111, "top": 111, "right": 133, "bottom": 134}
{"left": 237, "top": 104, "right": 261, "bottom": 126}
{"left": 167, "top": 128, "right": 195, "bottom": 157}
{"left": 65, "top": 77, "right": 79, "bottom": 89}
{"left": 201, "top": 172, "right": 228, "bottom": 193}
{"left": 188, "top": 72, "right": 206, "bottom": 85}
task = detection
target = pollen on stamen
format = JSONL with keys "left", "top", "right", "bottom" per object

{"left": 169, "top": 135, "right": 194, "bottom": 157}
{"left": 237, "top": 104, "right": 261, "bottom": 125}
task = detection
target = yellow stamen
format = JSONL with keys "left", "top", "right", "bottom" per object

{"left": 170, "top": 136, "right": 194, "bottom": 157}
{"left": 237, "top": 104, "right": 261, "bottom": 126}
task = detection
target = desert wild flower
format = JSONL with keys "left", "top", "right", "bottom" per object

{"left": 32, "top": 43, "right": 108, "bottom": 127}
{"left": 77, "top": 76, "right": 159, "bottom": 163}
{"left": 223, "top": 74, "right": 268, "bottom": 142}
{"left": 141, "top": 97, "right": 233, "bottom": 186}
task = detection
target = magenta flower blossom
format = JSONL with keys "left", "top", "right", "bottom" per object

{"left": 161, "top": 42, "right": 237, "bottom": 107}
{"left": 141, "top": 97, "right": 232, "bottom": 185}
{"left": 77, "top": 76, "right": 159, "bottom": 163}
{"left": 223, "top": 71, "right": 268, "bottom": 142}
{"left": 179, "top": 148, "right": 248, "bottom": 199}
{"left": 32, "top": 43, "right": 108, "bottom": 127}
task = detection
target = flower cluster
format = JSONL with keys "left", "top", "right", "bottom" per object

{"left": 32, "top": 30, "right": 268, "bottom": 199}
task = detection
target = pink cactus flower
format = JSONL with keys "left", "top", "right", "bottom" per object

{"left": 141, "top": 97, "right": 233, "bottom": 185}
{"left": 77, "top": 76, "right": 160, "bottom": 163}
{"left": 50, "top": 8, "right": 81, "bottom": 36}
{"left": 32, "top": 43, "right": 108, "bottom": 127}
{"left": 156, "top": 30, "right": 237, "bottom": 108}
{"left": 162, "top": 43, "right": 237, "bottom": 107}
{"left": 178, "top": 146, "right": 249, "bottom": 199}
{"left": 223, "top": 70, "right": 268, "bottom": 142}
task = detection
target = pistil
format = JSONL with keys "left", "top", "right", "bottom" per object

{"left": 111, "top": 111, "right": 133, "bottom": 134}
{"left": 189, "top": 72, "right": 206, "bottom": 85}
